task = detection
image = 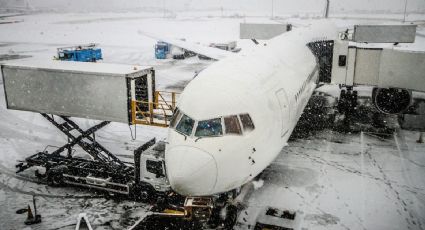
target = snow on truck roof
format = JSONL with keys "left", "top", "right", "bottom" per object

{"left": 1, "top": 59, "right": 153, "bottom": 76}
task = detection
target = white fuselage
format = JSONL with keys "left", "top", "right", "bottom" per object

{"left": 165, "top": 22, "right": 337, "bottom": 196}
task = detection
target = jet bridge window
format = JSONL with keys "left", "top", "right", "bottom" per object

{"left": 195, "top": 118, "right": 223, "bottom": 137}
{"left": 224, "top": 115, "right": 242, "bottom": 135}
{"left": 239, "top": 114, "right": 255, "bottom": 131}
{"left": 176, "top": 114, "right": 195, "bottom": 136}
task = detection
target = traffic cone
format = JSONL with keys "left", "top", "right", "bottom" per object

{"left": 24, "top": 197, "right": 42, "bottom": 225}
{"left": 24, "top": 205, "right": 35, "bottom": 225}
{"left": 27, "top": 205, "right": 33, "bottom": 219}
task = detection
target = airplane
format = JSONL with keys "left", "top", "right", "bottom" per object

{"left": 162, "top": 21, "right": 338, "bottom": 196}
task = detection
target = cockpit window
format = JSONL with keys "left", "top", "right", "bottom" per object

{"left": 176, "top": 114, "right": 195, "bottom": 136}
{"left": 195, "top": 118, "right": 223, "bottom": 137}
{"left": 239, "top": 114, "right": 255, "bottom": 131}
{"left": 170, "top": 108, "right": 181, "bottom": 128}
{"left": 224, "top": 115, "right": 242, "bottom": 135}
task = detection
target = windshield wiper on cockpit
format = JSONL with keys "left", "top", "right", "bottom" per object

{"left": 175, "top": 130, "right": 188, "bottom": 140}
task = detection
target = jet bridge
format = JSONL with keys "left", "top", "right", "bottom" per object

{"left": 329, "top": 24, "right": 425, "bottom": 114}
{"left": 331, "top": 35, "right": 425, "bottom": 92}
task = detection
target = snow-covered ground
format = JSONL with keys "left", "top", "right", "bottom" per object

{"left": 0, "top": 12, "right": 424, "bottom": 230}
{"left": 236, "top": 131, "right": 425, "bottom": 230}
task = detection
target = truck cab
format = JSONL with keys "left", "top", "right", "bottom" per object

{"left": 137, "top": 140, "right": 170, "bottom": 193}
{"left": 155, "top": 41, "right": 171, "bottom": 59}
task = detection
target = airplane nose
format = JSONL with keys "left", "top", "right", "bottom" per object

{"left": 165, "top": 146, "right": 217, "bottom": 196}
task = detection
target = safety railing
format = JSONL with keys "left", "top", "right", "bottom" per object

{"left": 131, "top": 91, "right": 179, "bottom": 127}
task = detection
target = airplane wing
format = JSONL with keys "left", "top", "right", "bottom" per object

{"left": 138, "top": 30, "right": 234, "bottom": 61}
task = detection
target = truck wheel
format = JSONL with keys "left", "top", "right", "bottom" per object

{"left": 139, "top": 190, "right": 151, "bottom": 202}
{"left": 135, "top": 183, "right": 157, "bottom": 203}
{"left": 46, "top": 165, "right": 68, "bottom": 186}
{"left": 34, "top": 169, "right": 46, "bottom": 178}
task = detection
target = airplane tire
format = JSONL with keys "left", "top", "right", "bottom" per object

{"left": 222, "top": 205, "right": 238, "bottom": 230}
{"left": 207, "top": 206, "right": 222, "bottom": 228}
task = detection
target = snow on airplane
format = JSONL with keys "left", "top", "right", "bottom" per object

{"left": 155, "top": 21, "right": 338, "bottom": 196}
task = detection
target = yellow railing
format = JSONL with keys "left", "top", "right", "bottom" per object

{"left": 131, "top": 91, "right": 179, "bottom": 127}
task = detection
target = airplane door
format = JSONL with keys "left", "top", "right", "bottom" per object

{"left": 275, "top": 89, "right": 290, "bottom": 137}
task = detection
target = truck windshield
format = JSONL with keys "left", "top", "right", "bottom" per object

{"left": 176, "top": 114, "right": 195, "bottom": 136}
{"left": 195, "top": 118, "right": 223, "bottom": 137}
{"left": 146, "top": 160, "right": 164, "bottom": 177}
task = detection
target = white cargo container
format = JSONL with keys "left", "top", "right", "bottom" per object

{"left": 240, "top": 23, "right": 291, "bottom": 40}
{"left": 352, "top": 25, "right": 417, "bottom": 43}
{"left": 1, "top": 60, "right": 155, "bottom": 124}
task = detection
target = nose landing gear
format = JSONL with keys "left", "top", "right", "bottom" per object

{"left": 208, "top": 203, "right": 238, "bottom": 229}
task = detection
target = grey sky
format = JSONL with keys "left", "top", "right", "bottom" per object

{"left": 1, "top": 0, "right": 424, "bottom": 14}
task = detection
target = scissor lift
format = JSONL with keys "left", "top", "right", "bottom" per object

{"left": 15, "top": 114, "right": 135, "bottom": 192}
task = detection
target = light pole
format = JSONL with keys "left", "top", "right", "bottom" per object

{"left": 403, "top": 0, "right": 408, "bottom": 22}
{"left": 271, "top": 0, "right": 274, "bottom": 18}
{"left": 324, "top": 0, "right": 330, "bottom": 18}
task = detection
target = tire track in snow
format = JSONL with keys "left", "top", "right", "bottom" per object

{"left": 286, "top": 147, "right": 425, "bottom": 196}
{"left": 363, "top": 134, "right": 423, "bottom": 230}
{"left": 0, "top": 164, "right": 102, "bottom": 199}
{"left": 393, "top": 131, "right": 425, "bottom": 230}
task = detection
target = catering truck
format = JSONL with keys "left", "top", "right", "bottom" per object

{"left": 0, "top": 60, "right": 179, "bottom": 202}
